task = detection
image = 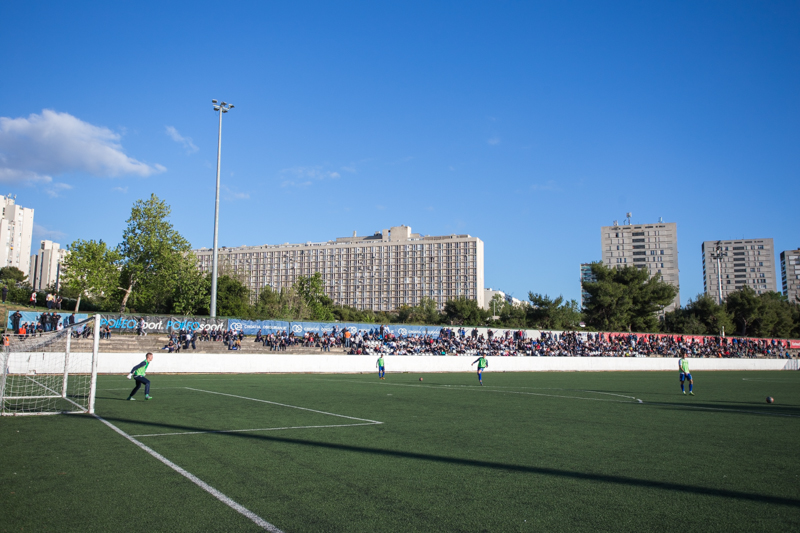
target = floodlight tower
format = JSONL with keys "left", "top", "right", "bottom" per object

{"left": 710, "top": 242, "right": 727, "bottom": 306}
{"left": 210, "top": 99, "right": 234, "bottom": 318}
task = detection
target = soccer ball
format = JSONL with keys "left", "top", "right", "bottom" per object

{"left": 766, "top": 396, "right": 774, "bottom": 404}
{"left": 419, "top": 377, "right": 423, "bottom": 381}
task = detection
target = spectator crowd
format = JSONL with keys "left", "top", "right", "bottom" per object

{"left": 5, "top": 312, "right": 796, "bottom": 359}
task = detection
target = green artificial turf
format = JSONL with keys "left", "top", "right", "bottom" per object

{"left": 2, "top": 371, "right": 799, "bottom": 532}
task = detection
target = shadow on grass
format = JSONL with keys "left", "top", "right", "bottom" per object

{"left": 644, "top": 400, "right": 800, "bottom": 417}
{"left": 91, "top": 415, "right": 800, "bottom": 509}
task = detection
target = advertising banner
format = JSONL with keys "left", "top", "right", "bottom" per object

{"left": 100, "top": 315, "right": 228, "bottom": 334}
{"left": 791, "top": 340, "right": 800, "bottom": 349}
{"left": 228, "top": 319, "right": 291, "bottom": 336}
{"left": 7, "top": 310, "right": 89, "bottom": 331}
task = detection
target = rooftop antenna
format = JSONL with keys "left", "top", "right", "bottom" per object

{"left": 613, "top": 220, "right": 618, "bottom": 226}
{"left": 658, "top": 216, "right": 663, "bottom": 223}
{"left": 625, "top": 212, "right": 632, "bottom": 225}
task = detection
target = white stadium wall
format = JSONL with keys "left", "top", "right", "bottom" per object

{"left": 27, "top": 353, "right": 799, "bottom": 374}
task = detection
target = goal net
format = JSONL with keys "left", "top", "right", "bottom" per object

{"left": 1, "top": 315, "right": 100, "bottom": 416}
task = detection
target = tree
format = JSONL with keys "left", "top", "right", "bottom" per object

{"left": 117, "top": 194, "right": 192, "bottom": 313}
{"left": 171, "top": 253, "right": 210, "bottom": 315}
{"left": 527, "top": 293, "right": 581, "bottom": 330}
{"left": 295, "top": 273, "right": 335, "bottom": 321}
{"left": 582, "top": 263, "right": 678, "bottom": 332}
{"left": 215, "top": 275, "right": 251, "bottom": 317}
{"left": 725, "top": 286, "right": 761, "bottom": 337}
{"left": 60, "top": 239, "right": 121, "bottom": 312}
{"left": 662, "top": 294, "right": 733, "bottom": 336}
{"left": 0, "top": 266, "right": 27, "bottom": 283}
{"left": 443, "top": 297, "right": 486, "bottom": 325}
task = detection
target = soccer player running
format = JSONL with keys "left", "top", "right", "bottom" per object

{"left": 127, "top": 352, "right": 154, "bottom": 400}
{"left": 471, "top": 352, "right": 488, "bottom": 385}
{"left": 679, "top": 352, "right": 694, "bottom": 395}
{"left": 376, "top": 355, "right": 386, "bottom": 380}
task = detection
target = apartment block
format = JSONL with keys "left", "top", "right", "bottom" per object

{"left": 29, "top": 240, "right": 68, "bottom": 291}
{"left": 702, "top": 239, "right": 777, "bottom": 302}
{"left": 0, "top": 195, "right": 34, "bottom": 276}
{"left": 580, "top": 262, "right": 597, "bottom": 309}
{"left": 780, "top": 249, "right": 800, "bottom": 304}
{"left": 484, "top": 288, "right": 524, "bottom": 310}
{"left": 193, "top": 225, "right": 485, "bottom": 311}
{"left": 601, "top": 221, "right": 680, "bottom": 311}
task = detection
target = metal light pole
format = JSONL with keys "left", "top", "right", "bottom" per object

{"left": 710, "top": 243, "right": 727, "bottom": 306}
{"left": 210, "top": 99, "right": 234, "bottom": 318}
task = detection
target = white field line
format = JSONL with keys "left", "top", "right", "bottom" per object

{"left": 324, "top": 379, "right": 643, "bottom": 404}
{"left": 94, "top": 414, "right": 283, "bottom": 532}
{"left": 742, "top": 378, "right": 797, "bottom": 383}
{"left": 328, "top": 379, "right": 800, "bottom": 418}
{"left": 185, "top": 387, "right": 384, "bottom": 424}
{"left": 133, "top": 422, "right": 379, "bottom": 438}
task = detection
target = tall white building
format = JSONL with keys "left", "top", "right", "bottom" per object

{"left": 702, "top": 239, "right": 777, "bottom": 302}
{"left": 601, "top": 220, "right": 680, "bottom": 311}
{"left": 0, "top": 195, "right": 34, "bottom": 276}
{"left": 779, "top": 249, "right": 800, "bottom": 304}
{"left": 29, "top": 240, "right": 68, "bottom": 291}
{"left": 193, "top": 225, "right": 485, "bottom": 311}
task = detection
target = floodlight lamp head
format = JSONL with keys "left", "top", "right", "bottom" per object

{"left": 229, "top": 104, "right": 234, "bottom": 109}
{"left": 214, "top": 106, "right": 220, "bottom": 111}
{"left": 212, "top": 99, "right": 218, "bottom": 103}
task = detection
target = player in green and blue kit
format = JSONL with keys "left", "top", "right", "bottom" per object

{"left": 679, "top": 353, "right": 693, "bottom": 395}
{"left": 376, "top": 355, "right": 385, "bottom": 380}
{"left": 471, "top": 353, "right": 488, "bottom": 385}
{"left": 127, "top": 352, "right": 154, "bottom": 400}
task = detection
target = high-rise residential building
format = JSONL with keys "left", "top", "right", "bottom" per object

{"left": 702, "top": 239, "right": 777, "bottom": 302}
{"left": 193, "top": 225, "right": 485, "bottom": 311}
{"left": 483, "top": 288, "right": 524, "bottom": 310}
{"left": 780, "top": 249, "right": 800, "bottom": 304}
{"left": 29, "top": 240, "right": 68, "bottom": 291}
{"left": 601, "top": 220, "right": 680, "bottom": 311}
{"left": 0, "top": 194, "right": 34, "bottom": 276}
{"left": 580, "top": 262, "right": 597, "bottom": 309}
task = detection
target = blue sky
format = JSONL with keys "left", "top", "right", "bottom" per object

{"left": 2, "top": 1, "right": 798, "bottom": 304}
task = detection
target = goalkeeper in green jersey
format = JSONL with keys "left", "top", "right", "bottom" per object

{"left": 679, "top": 353, "right": 693, "bottom": 395}
{"left": 127, "top": 352, "right": 154, "bottom": 400}
{"left": 471, "top": 353, "right": 488, "bottom": 385}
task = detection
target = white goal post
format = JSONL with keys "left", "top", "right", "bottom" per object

{"left": 1, "top": 314, "right": 100, "bottom": 416}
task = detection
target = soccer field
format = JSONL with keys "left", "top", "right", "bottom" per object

{"left": 2, "top": 371, "right": 799, "bottom": 532}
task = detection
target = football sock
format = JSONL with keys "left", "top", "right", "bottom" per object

{"left": 689, "top": 383, "right": 693, "bottom": 392}
{"left": 681, "top": 383, "right": 685, "bottom": 392}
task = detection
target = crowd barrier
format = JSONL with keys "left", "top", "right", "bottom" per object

{"left": 55, "top": 353, "right": 800, "bottom": 374}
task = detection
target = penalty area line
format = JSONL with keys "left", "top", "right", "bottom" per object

{"left": 94, "top": 414, "right": 283, "bottom": 532}
{"left": 325, "top": 379, "right": 643, "bottom": 404}
{"left": 185, "top": 387, "right": 384, "bottom": 424}
{"left": 133, "top": 422, "right": 380, "bottom": 438}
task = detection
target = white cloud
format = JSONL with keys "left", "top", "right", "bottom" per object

{"left": 280, "top": 166, "right": 341, "bottom": 187}
{"left": 487, "top": 137, "right": 501, "bottom": 146}
{"left": 113, "top": 186, "right": 129, "bottom": 193}
{"left": 33, "top": 223, "right": 67, "bottom": 241}
{"left": 0, "top": 109, "right": 165, "bottom": 185}
{"left": 165, "top": 126, "right": 198, "bottom": 154}
{"left": 221, "top": 185, "right": 250, "bottom": 200}
{"left": 44, "top": 183, "right": 72, "bottom": 198}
